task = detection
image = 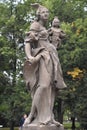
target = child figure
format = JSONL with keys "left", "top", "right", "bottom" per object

{"left": 48, "top": 16, "right": 66, "bottom": 50}
{"left": 19, "top": 114, "right": 27, "bottom": 130}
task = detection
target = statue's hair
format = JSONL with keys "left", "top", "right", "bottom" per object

{"left": 31, "top": 3, "right": 48, "bottom": 20}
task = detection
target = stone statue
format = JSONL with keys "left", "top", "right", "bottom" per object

{"left": 48, "top": 16, "right": 66, "bottom": 50}
{"left": 23, "top": 3, "right": 66, "bottom": 128}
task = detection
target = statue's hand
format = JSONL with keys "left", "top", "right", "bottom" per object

{"left": 35, "top": 55, "right": 41, "bottom": 62}
{"left": 28, "top": 56, "right": 35, "bottom": 64}
{"left": 28, "top": 55, "right": 41, "bottom": 64}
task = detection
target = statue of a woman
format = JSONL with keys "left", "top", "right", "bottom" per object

{"left": 23, "top": 3, "right": 66, "bottom": 126}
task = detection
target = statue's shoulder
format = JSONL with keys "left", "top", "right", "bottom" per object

{"left": 30, "top": 21, "right": 40, "bottom": 31}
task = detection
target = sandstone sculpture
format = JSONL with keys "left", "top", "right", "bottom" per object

{"left": 23, "top": 3, "right": 66, "bottom": 127}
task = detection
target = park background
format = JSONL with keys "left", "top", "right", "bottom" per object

{"left": 0, "top": 0, "right": 87, "bottom": 130}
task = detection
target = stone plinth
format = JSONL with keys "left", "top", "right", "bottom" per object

{"left": 23, "top": 124, "right": 64, "bottom": 130}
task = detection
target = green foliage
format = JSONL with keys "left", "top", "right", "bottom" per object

{"left": 0, "top": 0, "right": 32, "bottom": 128}
{"left": 75, "top": 73, "right": 87, "bottom": 129}
{"left": 44, "top": 0, "right": 87, "bottom": 22}
{"left": 58, "top": 18, "right": 87, "bottom": 129}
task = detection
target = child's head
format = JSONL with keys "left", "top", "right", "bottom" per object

{"left": 52, "top": 17, "right": 60, "bottom": 27}
{"left": 23, "top": 114, "right": 27, "bottom": 119}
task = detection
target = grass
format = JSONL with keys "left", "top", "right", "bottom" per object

{"left": 1, "top": 127, "right": 18, "bottom": 130}
{"left": 63, "top": 121, "right": 80, "bottom": 129}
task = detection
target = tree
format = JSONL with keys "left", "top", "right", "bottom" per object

{"left": 0, "top": 0, "right": 31, "bottom": 129}
{"left": 76, "top": 73, "right": 87, "bottom": 129}
{"left": 59, "top": 18, "right": 87, "bottom": 129}
{"left": 43, "top": 0, "right": 87, "bottom": 22}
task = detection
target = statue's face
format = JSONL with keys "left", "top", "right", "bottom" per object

{"left": 52, "top": 19, "right": 60, "bottom": 27}
{"left": 40, "top": 8, "right": 49, "bottom": 21}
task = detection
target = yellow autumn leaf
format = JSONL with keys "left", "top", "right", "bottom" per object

{"left": 76, "top": 29, "right": 80, "bottom": 35}
{"left": 71, "top": 22, "right": 75, "bottom": 27}
{"left": 67, "top": 67, "right": 83, "bottom": 79}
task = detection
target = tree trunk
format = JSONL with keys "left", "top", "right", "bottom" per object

{"left": 10, "top": 120, "right": 14, "bottom": 130}
{"left": 71, "top": 116, "right": 76, "bottom": 130}
{"left": 57, "top": 99, "right": 64, "bottom": 124}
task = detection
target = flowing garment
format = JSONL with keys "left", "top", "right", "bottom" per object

{"left": 23, "top": 21, "right": 66, "bottom": 124}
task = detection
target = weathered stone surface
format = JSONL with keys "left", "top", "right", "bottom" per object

{"left": 23, "top": 124, "right": 64, "bottom": 130}
{"left": 23, "top": 3, "right": 67, "bottom": 127}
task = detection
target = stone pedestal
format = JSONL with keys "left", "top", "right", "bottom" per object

{"left": 23, "top": 124, "right": 64, "bottom": 130}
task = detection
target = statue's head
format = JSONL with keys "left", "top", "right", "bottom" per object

{"left": 31, "top": 3, "right": 49, "bottom": 22}
{"left": 52, "top": 17, "right": 60, "bottom": 27}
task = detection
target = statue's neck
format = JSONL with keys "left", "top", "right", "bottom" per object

{"left": 39, "top": 20, "right": 47, "bottom": 27}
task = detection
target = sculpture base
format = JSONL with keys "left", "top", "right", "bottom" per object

{"left": 23, "top": 124, "right": 64, "bottom": 130}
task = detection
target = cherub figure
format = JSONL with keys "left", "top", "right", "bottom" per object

{"left": 48, "top": 17, "right": 66, "bottom": 50}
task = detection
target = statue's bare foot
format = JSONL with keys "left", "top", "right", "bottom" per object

{"left": 39, "top": 119, "right": 52, "bottom": 126}
{"left": 39, "top": 122, "right": 46, "bottom": 125}
{"left": 52, "top": 120, "right": 63, "bottom": 127}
